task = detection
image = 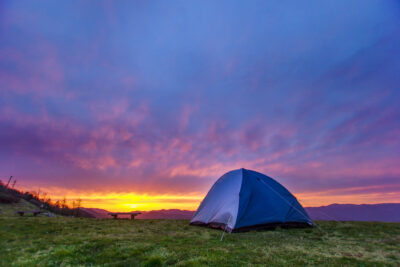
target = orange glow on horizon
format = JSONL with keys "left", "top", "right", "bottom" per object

{"left": 48, "top": 192, "right": 203, "bottom": 212}
{"left": 18, "top": 188, "right": 400, "bottom": 212}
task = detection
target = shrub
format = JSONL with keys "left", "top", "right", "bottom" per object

{"left": 144, "top": 257, "right": 163, "bottom": 267}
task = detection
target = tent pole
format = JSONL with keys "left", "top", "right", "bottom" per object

{"left": 220, "top": 214, "right": 232, "bottom": 241}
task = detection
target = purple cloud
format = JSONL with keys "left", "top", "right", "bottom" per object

{"left": 0, "top": 0, "right": 399, "bottom": 206}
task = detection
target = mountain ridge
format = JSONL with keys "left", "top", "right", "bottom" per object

{"left": 81, "top": 203, "right": 400, "bottom": 222}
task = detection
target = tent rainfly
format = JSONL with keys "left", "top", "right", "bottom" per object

{"left": 190, "top": 168, "right": 314, "bottom": 232}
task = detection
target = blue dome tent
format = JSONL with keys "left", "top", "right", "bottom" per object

{"left": 190, "top": 168, "right": 314, "bottom": 232}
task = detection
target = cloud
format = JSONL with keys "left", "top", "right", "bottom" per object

{"left": 0, "top": 0, "right": 399, "bottom": 207}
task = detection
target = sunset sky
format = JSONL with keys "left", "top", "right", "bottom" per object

{"left": 1, "top": 1, "right": 400, "bottom": 211}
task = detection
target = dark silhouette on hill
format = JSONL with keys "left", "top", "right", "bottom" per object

{"left": 0, "top": 179, "right": 91, "bottom": 218}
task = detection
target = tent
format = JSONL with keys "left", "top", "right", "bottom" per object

{"left": 190, "top": 168, "right": 314, "bottom": 232}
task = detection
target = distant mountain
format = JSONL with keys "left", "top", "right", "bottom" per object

{"left": 79, "top": 208, "right": 196, "bottom": 219}
{"left": 136, "top": 209, "right": 195, "bottom": 219}
{"left": 305, "top": 203, "right": 400, "bottom": 222}
{"left": 81, "top": 203, "right": 400, "bottom": 222}
{"left": 80, "top": 208, "right": 195, "bottom": 219}
{"left": 80, "top": 208, "right": 110, "bottom": 218}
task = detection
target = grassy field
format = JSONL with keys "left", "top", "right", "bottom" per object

{"left": 0, "top": 215, "right": 399, "bottom": 267}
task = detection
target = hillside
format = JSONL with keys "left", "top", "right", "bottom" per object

{"left": 0, "top": 199, "right": 39, "bottom": 217}
{"left": 0, "top": 217, "right": 399, "bottom": 266}
{"left": 0, "top": 182, "right": 93, "bottom": 218}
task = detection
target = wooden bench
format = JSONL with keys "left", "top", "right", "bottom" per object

{"left": 108, "top": 212, "right": 141, "bottom": 220}
{"left": 16, "top": 210, "right": 42, "bottom": 217}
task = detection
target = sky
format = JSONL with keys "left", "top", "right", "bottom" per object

{"left": 1, "top": 0, "right": 400, "bottom": 211}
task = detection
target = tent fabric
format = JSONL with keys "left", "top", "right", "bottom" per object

{"left": 190, "top": 168, "right": 314, "bottom": 232}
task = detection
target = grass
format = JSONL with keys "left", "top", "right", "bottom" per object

{"left": 0, "top": 216, "right": 399, "bottom": 266}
